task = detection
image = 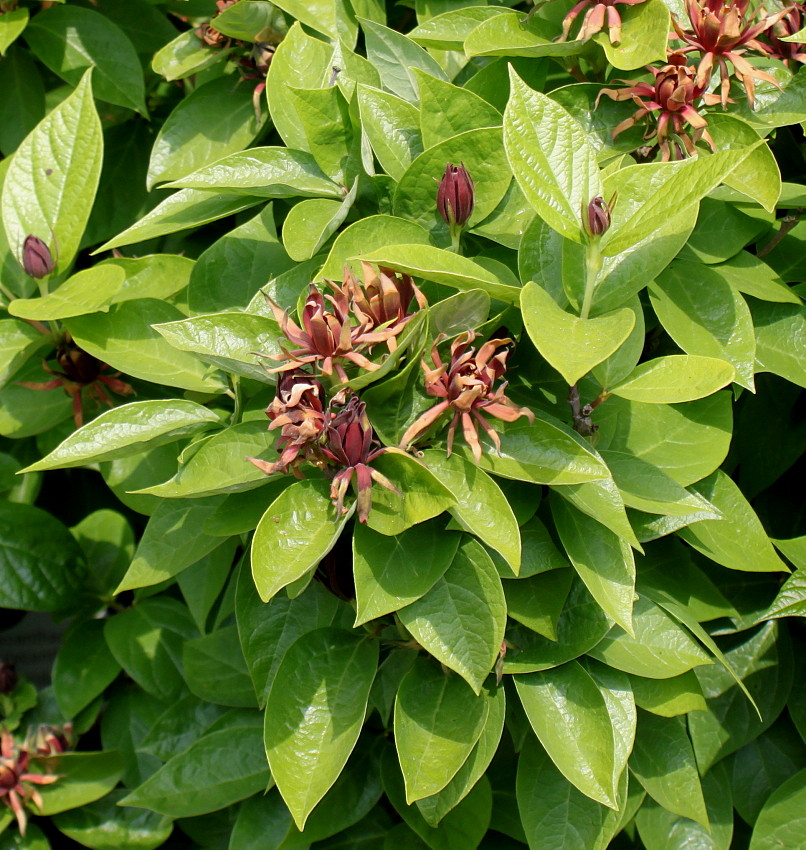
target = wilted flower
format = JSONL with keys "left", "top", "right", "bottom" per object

{"left": 560, "top": 0, "right": 649, "bottom": 44}
{"left": 320, "top": 396, "right": 400, "bottom": 523}
{"left": 247, "top": 371, "right": 327, "bottom": 478}
{"left": 0, "top": 730, "right": 60, "bottom": 836}
{"left": 584, "top": 195, "right": 614, "bottom": 238}
{"left": 437, "top": 164, "right": 475, "bottom": 230}
{"left": 598, "top": 57, "right": 721, "bottom": 160}
{"left": 19, "top": 333, "right": 134, "bottom": 427}
{"left": 399, "top": 331, "right": 534, "bottom": 462}
{"left": 22, "top": 236, "right": 54, "bottom": 279}
{"left": 765, "top": 5, "right": 806, "bottom": 69}
{"left": 672, "top": 0, "right": 790, "bottom": 107}
{"left": 0, "top": 663, "right": 17, "bottom": 695}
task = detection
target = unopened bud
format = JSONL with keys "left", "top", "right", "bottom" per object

{"left": 0, "top": 662, "right": 17, "bottom": 695}
{"left": 585, "top": 196, "right": 612, "bottom": 238}
{"left": 437, "top": 163, "right": 475, "bottom": 230}
{"left": 22, "top": 235, "right": 55, "bottom": 278}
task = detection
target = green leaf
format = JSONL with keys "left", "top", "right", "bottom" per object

{"left": 103, "top": 597, "right": 197, "bottom": 701}
{"left": 183, "top": 625, "right": 257, "bottom": 708}
{"left": 358, "top": 243, "right": 519, "bottom": 303}
{"left": 52, "top": 789, "right": 173, "bottom": 850}
{"left": 353, "top": 519, "right": 460, "bottom": 625}
{"left": 360, "top": 17, "right": 446, "bottom": 103}
{"left": 121, "top": 722, "right": 269, "bottom": 817}
{"left": 0, "top": 501, "right": 86, "bottom": 611}
{"left": 504, "top": 68, "right": 601, "bottom": 243}
{"left": 105, "top": 254, "right": 195, "bottom": 305}
{"left": 609, "top": 355, "right": 735, "bottom": 403}
{"left": 271, "top": 0, "right": 355, "bottom": 41}
{"left": 147, "top": 75, "right": 266, "bottom": 189}
{"left": 504, "top": 576, "right": 612, "bottom": 674}
{"left": 415, "top": 682, "right": 506, "bottom": 826}
{"left": 35, "top": 751, "right": 124, "bottom": 816}
{"left": 251, "top": 478, "right": 350, "bottom": 601}
{"left": 689, "top": 621, "right": 793, "bottom": 772}
{"left": 557, "top": 474, "right": 640, "bottom": 549}
{"left": 52, "top": 619, "right": 121, "bottom": 719}
{"left": 362, "top": 449, "right": 455, "bottom": 536}
{"left": 630, "top": 711, "right": 708, "bottom": 827}
{"left": 26, "top": 6, "right": 146, "bottom": 114}
{"left": 65, "top": 299, "right": 227, "bottom": 393}
{"left": 516, "top": 736, "right": 625, "bottom": 850}
{"left": 504, "top": 568, "right": 574, "bottom": 639}
{"left": 398, "top": 537, "right": 506, "bottom": 693}
{"left": 283, "top": 188, "right": 355, "bottom": 263}
{"left": 421, "top": 450, "right": 521, "bottom": 574}
{"left": 96, "top": 189, "right": 262, "bottom": 253}
{"left": 70, "top": 508, "right": 135, "bottom": 599}
{"left": 630, "top": 671, "right": 707, "bottom": 717}
{"left": 680, "top": 198, "right": 767, "bottom": 265}
{"left": 212, "top": 0, "right": 287, "bottom": 41}
{"left": 0, "top": 358, "right": 72, "bottom": 439}
{"left": 651, "top": 260, "right": 756, "bottom": 390}
{"left": 0, "top": 46, "right": 45, "bottom": 162}
{"left": 395, "top": 659, "right": 488, "bottom": 802}
{"left": 22, "top": 400, "right": 220, "bottom": 472}
{"left": 749, "top": 769, "right": 806, "bottom": 850}
{"left": 187, "top": 204, "right": 293, "bottom": 314}
{"left": 465, "top": 12, "right": 586, "bottom": 59}
{"left": 586, "top": 594, "right": 712, "bottom": 678}
{"left": 0, "top": 9, "right": 28, "bottom": 57}
{"left": 515, "top": 660, "right": 619, "bottom": 808}
{"left": 428, "top": 289, "right": 491, "bottom": 338}
{"left": 594, "top": 0, "right": 669, "bottom": 70}
{"left": 752, "top": 299, "right": 806, "bottom": 389}
{"left": 153, "top": 312, "right": 280, "bottom": 383}
{"left": 753, "top": 569, "right": 806, "bottom": 623}
{"left": 357, "top": 85, "right": 423, "bottom": 181}
{"left": 0, "top": 318, "right": 50, "bottom": 388}
{"left": 521, "top": 282, "right": 635, "bottom": 385}
{"left": 409, "top": 7, "right": 510, "bottom": 50}
{"left": 265, "top": 627, "right": 378, "bottom": 829}
{"left": 551, "top": 495, "right": 635, "bottom": 634}
{"left": 679, "top": 470, "right": 789, "bottom": 573}
{"left": 394, "top": 128, "right": 512, "bottom": 241}
{"left": 163, "top": 146, "right": 344, "bottom": 199}
{"left": 2, "top": 69, "right": 102, "bottom": 276}
{"left": 151, "top": 30, "right": 228, "bottom": 82}
{"left": 715, "top": 251, "right": 801, "bottom": 305}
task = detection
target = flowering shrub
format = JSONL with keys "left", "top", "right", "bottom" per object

{"left": 0, "top": 0, "right": 805, "bottom": 848}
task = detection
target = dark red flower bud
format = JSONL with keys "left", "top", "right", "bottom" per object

{"left": 22, "top": 236, "right": 54, "bottom": 279}
{"left": 0, "top": 663, "right": 17, "bottom": 695}
{"left": 586, "top": 196, "right": 611, "bottom": 237}
{"left": 437, "top": 163, "right": 475, "bottom": 230}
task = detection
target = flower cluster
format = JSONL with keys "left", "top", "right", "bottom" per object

{"left": 0, "top": 730, "right": 61, "bottom": 836}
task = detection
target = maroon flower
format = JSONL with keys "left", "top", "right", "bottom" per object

{"left": 560, "top": 0, "right": 649, "bottom": 44}
{"left": 22, "top": 236, "right": 54, "bottom": 279}
{"left": 399, "top": 332, "right": 534, "bottom": 461}
{"left": 672, "top": 0, "right": 790, "bottom": 107}
{"left": 585, "top": 195, "right": 614, "bottom": 238}
{"left": 598, "top": 57, "right": 721, "bottom": 160}
{"left": 320, "top": 396, "right": 400, "bottom": 523}
{"left": 0, "top": 663, "right": 16, "bottom": 695}
{"left": 247, "top": 371, "right": 327, "bottom": 478}
{"left": 765, "top": 5, "right": 806, "bottom": 69}
{"left": 19, "top": 333, "right": 134, "bottom": 427}
{"left": 437, "top": 163, "right": 475, "bottom": 230}
{"left": 0, "top": 730, "right": 60, "bottom": 836}
{"left": 26, "top": 724, "right": 73, "bottom": 758}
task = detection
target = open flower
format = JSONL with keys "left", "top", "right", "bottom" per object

{"left": 598, "top": 56, "right": 721, "bottom": 160}
{"left": 560, "top": 0, "right": 649, "bottom": 44}
{"left": 399, "top": 331, "right": 534, "bottom": 461}
{"left": 19, "top": 333, "right": 134, "bottom": 427}
{"left": 671, "top": 0, "right": 790, "bottom": 107}
{"left": 0, "top": 730, "right": 60, "bottom": 836}
{"left": 765, "top": 5, "right": 806, "bottom": 69}
{"left": 247, "top": 370, "right": 327, "bottom": 478}
{"left": 320, "top": 396, "right": 400, "bottom": 523}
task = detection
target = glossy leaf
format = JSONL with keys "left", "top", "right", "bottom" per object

{"left": 357, "top": 85, "right": 423, "bottom": 181}
{"left": 749, "top": 769, "right": 806, "bottom": 850}
{"left": 610, "top": 355, "right": 735, "bottom": 403}
{"left": 183, "top": 625, "right": 257, "bottom": 708}
{"left": 35, "top": 751, "right": 124, "bottom": 816}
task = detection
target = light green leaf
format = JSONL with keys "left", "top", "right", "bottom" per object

{"left": 212, "top": 0, "right": 287, "bottom": 42}
{"left": 353, "top": 519, "right": 460, "bottom": 625}
{"left": 251, "top": 478, "right": 351, "bottom": 601}
{"left": 504, "top": 569, "right": 574, "bottom": 639}
{"left": 551, "top": 495, "right": 635, "bottom": 634}
{"left": 283, "top": 186, "right": 356, "bottom": 263}
{"left": 515, "top": 660, "right": 619, "bottom": 808}
{"left": 357, "top": 85, "right": 423, "bottom": 181}
{"left": 21, "top": 400, "right": 221, "bottom": 472}
{"left": 422, "top": 450, "right": 520, "bottom": 574}
{"left": 9, "top": 264, "right": 125, "bottom": 321}
{"left": 504, "top": 68, "right": 601, "bottom": 243}
{"left": 2, "top": 69, "right": 102, "bottom": 276}
{"left": 152, "top": 30, "right": 228, "bottom": 82}
{"left": 715, "top": 251, "right": 800, "bottom": 305}
{"left": 394, "top": 659, "right": 488, "bottom": 802}
{"left": 465, "top": 12, "right": 586, "bottom": 59}
{"left": 629, "top": 671, "right": 707, "bottom": 717}
{"left": 409, "top": 7, "right": 510, "bottom": 50}
{"left": 0, "top": 9, "right": 29, "bottom": 57}
{"left": 557, "top": 474, "right": 640, "bottom": 549}
{"left": 609, "top": 355, "right": 735, "bottom": 403}
{"left": 264, "top": 628, "right": 378, "bottom": 829}
{"left": 679, "top": 470, "right": 789, "bottom": 573}
{"left": 752, "top": 299, "right": 806, "bottom": 389}
{"left": 34, "top": 751, "right": 124, "bottom": 816}
{"left": 106, "top": 254, "right": 195, "bottom": 305}
{"left": 271, "top": 0, "right": 355, "bottom": 42}
{"left": 753, "top": 570, "right": 806, "bottom": 623}
{"left": 594, "top": 0, "right": 669, "bottom": 70}
{"left": 521, "top": 281, "right": 635, "bottom": 384}
{"left": 398, "top": 537, "right": 507, "bottom": 693}
{"left": 0, "top": 318, "right": 49, "bottom": 388}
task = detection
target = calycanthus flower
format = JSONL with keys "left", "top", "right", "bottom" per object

{"left": 765, "top": 5, "right": 806, "bottom": 69}
{"left": 0, "top": 730, "right": 60, "bottom": 836}
{"left": 560, "top": 0, "right": 649, "bottom": 45}
{"left": 399, "top": 331, "right": 534, "bottom": 462}
{"left": 598, "top": 55, "right": 721, "bottom": 160}
{"left": 437, "top": 163, "right": 475, "bottom": 231}
{"left": 671, "top": 0, "right": 790, "bottom": 107}
{"left": 19, "top": 333, "right": 134, "bottom": 427}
